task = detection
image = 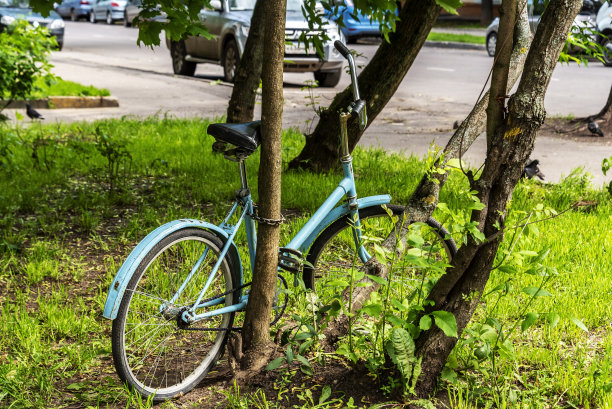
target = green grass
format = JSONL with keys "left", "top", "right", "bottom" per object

{"left": 427, "top": 32, "right": 486, "bottom": 45}
{"left": 0, "top": 117, "right": 611, "bottom": 408}
{"left": 30, "top": 76, "right": 111, "bottom": 98}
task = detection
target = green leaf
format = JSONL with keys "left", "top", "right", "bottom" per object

{"left": 15, "top": 111, "right": 23, "bottom": 121}
{"left": 319, "top": 385, "right": 331, "bottom": 404}
{"left": 325, "top": 279, "right": 349, "bottom": 288}
{"left": 286, "top": 345, "right": 294, "bottom": 364}
{"left": 294, "top": 332, "right": 313, "bottom": 341}
{"left": 298, "top": 339, "right": 314, "bottom": 355}
{"left": 521, "top": 312, "right": 539, "bottom": 332}
{"left": 546, "top": 313, "right": 560, "bottom": 328}
{"left": 522, "top": 287, "right": 552, "bottom": 297}
{"left": 366, "top": 274, "right": 388, "bottom": 286}
{"left": 385, "top": 328, "right": 416, "bottom": 385}
{"left": 419, "top": 315, "right": 432, "bottom": 331}
{"left": 265, "top": 357, "right": 285, "bottom": 371}
{"left": 570, "top": 317, "right": 588, "bottom": 332}
{"left": 362, "top": 303, "right": 383, "bottom": 316}
{"left": 432, "top": 310, "right": 458, "bottom": 338}
{"left": 391, "top": 298, "right": 409, "bottom": 312}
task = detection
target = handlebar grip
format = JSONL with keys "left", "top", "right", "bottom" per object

{"left": 334, "top": 40, "right": 351, "bottom": 59}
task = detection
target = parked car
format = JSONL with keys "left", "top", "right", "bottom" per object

{"left": 596, "top": 1, "right": 612, "bottom": 65}
{"left": 0, "top": 0, "right": 65, "bottom": 49}
{"left": 54, "top": 0, "right": 93, "bottom": 21}
{"left": 323, "top": 0, "right": 380, "bottom": 43}
{"left": 485, "top": 0, "right": 600, "bottom": 58}
{"left": 165, "top": 0, "right": 346, "bottom": 87}
{"left": 89, "top": 0, "right": 126, "bottom": 24}
{"left": 122, "top": 0, "right": 140, "bottom": 27}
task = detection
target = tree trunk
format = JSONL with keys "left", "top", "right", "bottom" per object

{"left": 593, "top": 83, "right": 612, "bottom": 121}
{"left": 321, "top": 2, "right": 534, "bottom": 346}
{"left": 413, "top": 0, "right": 582, "bottom": 397}
{"left": 481, "top": 0, "right": 494, "bottom": 26}
{"left": 225, "top": 0, "right": 266, "bottom": 123}
{"left": 288, "top": 0, "right": 441, "bottom": 172}
{"left": 239, "top": 0, "right": 287, "bottom": 372}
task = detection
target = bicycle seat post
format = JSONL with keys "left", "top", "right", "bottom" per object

{"left": 239, "top": 160, "right": 249, "bottom": 190}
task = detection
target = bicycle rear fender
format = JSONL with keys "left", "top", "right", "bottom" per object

{"left": 298, "top": 194, "right": 391, "bottom": 253}
{"left": 102, "top": 219, "right": 243, "bottom": 320}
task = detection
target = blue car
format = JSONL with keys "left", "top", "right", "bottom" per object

{"left": 55, "top": 0, "right": 93, "bottom": 21}
{"left": 324, "top": 0, "right": 380, "bottom": 43}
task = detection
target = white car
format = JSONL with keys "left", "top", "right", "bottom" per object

{"left": 596, "top": 1, "right": 612, "bottom": 65}
{"left": 89, "top": 0, "right": 127, "bottom": 24}
{"left": 165, "top": 0, "right": 346, "bottom": 87}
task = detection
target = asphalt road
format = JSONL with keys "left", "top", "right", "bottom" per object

{"left": 31, "top": 21, "right": 612, "bottom": 185}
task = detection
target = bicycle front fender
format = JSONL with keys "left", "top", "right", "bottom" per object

{"left": 298, "top": 194, "right": 391, "bottom": 253}
{"left": 102, "top": 219, "right": 243, "bottom": 320}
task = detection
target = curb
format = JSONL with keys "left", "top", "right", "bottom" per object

{"left": 3, "top": 96, "right": 120, "bottom": 109}
{"left": 424, "top": 40, "right": 485, "bottom": 51}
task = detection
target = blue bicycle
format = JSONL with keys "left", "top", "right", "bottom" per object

{"left": 102, "top": 41, "right": 457, "bottom": 401}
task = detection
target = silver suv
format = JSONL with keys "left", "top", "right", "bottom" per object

{"left": 165, "top": 0, "right": 346, "bottom": 87}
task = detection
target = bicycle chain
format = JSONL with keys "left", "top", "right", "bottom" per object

{"left": 250, "top": 204, "right": 286, "bottom": 226}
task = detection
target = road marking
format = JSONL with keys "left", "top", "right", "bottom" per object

{"left": 427, "top": 67, "right": 455, "bottom": 72}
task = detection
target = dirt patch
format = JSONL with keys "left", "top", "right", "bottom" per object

{"left": 542, "top": 117, "right": 612, "bottom": 145}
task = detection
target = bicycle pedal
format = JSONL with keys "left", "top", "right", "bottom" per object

{"left": 278, "top": 247, "right": 303, "bottom": 273}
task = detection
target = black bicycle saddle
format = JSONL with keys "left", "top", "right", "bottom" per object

{"left": 207, "top": 121, "right": 261, "bottom": 153}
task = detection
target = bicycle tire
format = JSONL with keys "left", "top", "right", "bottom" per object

{"left": 304, "top": 204, "right": 457, "bottom": 291}
{"left": 111, "top": 228, "right": 240, "bottom": 401}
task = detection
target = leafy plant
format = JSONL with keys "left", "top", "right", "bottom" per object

{"left": 94, "top": 126, "right": 133, "bottom": 193}
{"left": 0, "top": 20, "right": 56, "bottom": 113}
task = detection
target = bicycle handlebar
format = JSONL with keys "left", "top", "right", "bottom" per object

{"left": 334, "top": 40, "right": 367, "bottom": 130}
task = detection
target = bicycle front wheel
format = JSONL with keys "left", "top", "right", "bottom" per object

{"left": 304, "top": 205, "right": 457, "bottom": 292}
{"left": 111, "top": 228, "right": 240, "bottom": 401}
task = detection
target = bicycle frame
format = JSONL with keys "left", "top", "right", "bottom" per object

{"left": 102, "top": 113, "right": 390, "bottom": 323}
{"left": 103, "top": 45, "right": 388, "bottom": 325}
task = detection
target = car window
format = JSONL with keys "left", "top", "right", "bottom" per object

{"left": 0, "top": 0, "right": 30, "bottom": 7}
{"left": 228, "top": 0, "right": 255, "bottom": 10}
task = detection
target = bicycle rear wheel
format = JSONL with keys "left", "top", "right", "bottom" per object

{"left": 304, "top": 205, "right": 457, "bottom": 293}
{"left": 111, "top": 228, "right": 240, "bottom": 401}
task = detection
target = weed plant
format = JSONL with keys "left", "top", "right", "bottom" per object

{"left": 0, "top": 117, "right": 610, "bottom": 408}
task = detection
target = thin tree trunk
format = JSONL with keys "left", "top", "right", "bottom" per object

{"left": 321, "top": 3, "right": 533, "bottom": 344}
{"left": 226, "top": 0, "right": 266, "bottom": 123}
{"left": 592, "top": 83, "right": 612, "bottom": 120}
{"left": 413, "top": 0, "right": 582, "bottom": 396}
{"left": 239, "top": 0, "right": 287, "bottom": 372}
{"left": 288, "top": 0, "right": 441, "bottom": 172}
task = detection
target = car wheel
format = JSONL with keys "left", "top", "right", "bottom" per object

{"left": 123, "top": 11, "right": 130, "bottom": 27}
{"left": 70, "top": 9, "right": 77, "bottom": 21}
{"left": 90, "top": 10, "right": 96, "bottom": 23}
{"left": 601, "top": 37, "right": 612, "bottom": 67}
{"left": 222, "top": 39, "right": 240, "bottom": 83}
{"left": 57, "top": 41, "right": 63, "bottom": 51}
{"left": 106, "top": 11, "right": 113, "bottom": 24}
{"left": 314, "top": 68, "right": 342, "bottom": 87}
{"left": 170, "top": 40, "right": 197, "bottom": 76}
{"left": 346, "top": 36, "right": 356, "bottom": 45}
{"left": 486, "top": 32, "right": 497, "bottom": 57}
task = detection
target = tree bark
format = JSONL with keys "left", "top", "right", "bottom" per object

{"left": 225, "top": 0, "right": 266, "bottom": 123}
{"left": 593, "top": 83, "right": 612, "bottom": 121}
{"left": 321, "top": 2, "right": 534, "bottom": 346}
{"left": 288, "top": 0, "right": 442, "bottom": 172}
{"left": 413, "top": 0, "right": 582, "bottom": 397}
{"left": 239, "top": 0, "right": 287, "bottom": 372}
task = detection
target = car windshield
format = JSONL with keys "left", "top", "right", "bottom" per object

{"left": 0, "top": 0, "right": 30, "bottom": 7}
{"left": 228, "top": 0, "right": 255, "bottom": 11}
{"left": 229, "top": 0, "right": 304, "bottom": 12}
